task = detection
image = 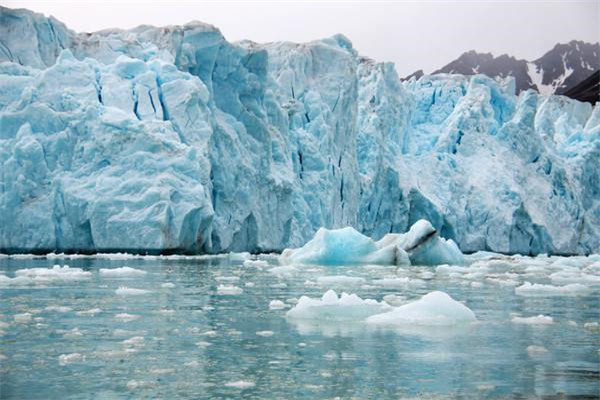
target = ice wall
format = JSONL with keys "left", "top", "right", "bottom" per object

{"left": 0, "top": 7, "right": 598, "bottom": 255}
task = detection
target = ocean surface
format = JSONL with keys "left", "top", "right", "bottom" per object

{"left": 0, "top": 253, "right": 598, "bottom": 399}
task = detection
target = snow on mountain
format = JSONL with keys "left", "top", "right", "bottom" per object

{"left": 0, "top": 7, "right": 598, "bottom": 255}
{"left": 432, "top": 41, "right": 600, "bottom": 99}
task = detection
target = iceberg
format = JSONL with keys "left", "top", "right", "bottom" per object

{"left": 282, "top": 219, "right": 464, "bottom": 266}
{"left": 0, "top": 7, "right": 598, "bottom": 256}
{"left": 365, "top": 291, "right": 477, "bottom": 326}
{"left": 286, "top": 290, "right": 476, "bottom": 327}
{"left": 286, "top": 289, "right": 392, "bottom": 321}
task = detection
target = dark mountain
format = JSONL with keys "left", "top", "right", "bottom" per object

{"left": 414, "top": 40, "right": 599, "bottom": 102}
{"left": 402, "top": 69, "right": 424, "bottom": 81}
{"left": 534, "top": 41, "right": 599, "bottom": 94}
{"left": 433, "top": 50, "right": 535, "bottom": 93}
{"left": 562, "top": 70, "right": 600, "bottom": 104}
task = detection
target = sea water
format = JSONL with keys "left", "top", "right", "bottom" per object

{"left": 0, "top": 253, "right": 598, "bottom": 398}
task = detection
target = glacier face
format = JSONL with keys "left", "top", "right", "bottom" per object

{"left": 0, "top": 7, "right": 598, "bottom": 255}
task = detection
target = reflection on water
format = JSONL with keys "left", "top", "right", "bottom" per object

{"left": 0, "top": 253, "right": 598, "bottom": 398}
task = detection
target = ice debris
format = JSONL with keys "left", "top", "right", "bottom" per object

{"left": 281, "top": 220, "right": 464, "bottom": 266}
{"left": 99, "top": 267, "right": 147, "bottom": 277}
{"left": 216, "top": 285, "right": 243, "bottom": 295}
{"left": 511, "top": 315, "right": 554, "bottom": 325}
{"left": 515, "top": 282, "right": 590, "bottom": 296}
{"left": 115, "top": 286, "right": 151, "bottom": 296}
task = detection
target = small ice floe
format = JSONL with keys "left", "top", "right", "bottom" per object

{"left": 224, "top": 380, "right": 255, "bottom": 389}
{"left": 256, "top": 330, "right": 274, "bottom": 337}
{"left": 14, "top": 313, "right": 32, "bottom": 323}
{"left": 115, "top": 286, "right": 151, "bottom": 296}
{"left": 122, "top": 336, "right": 145, "bottom": 347}
{"left": 149, "top": 368, "right": 175, "bottom": 375}
{"left": 217, "top": 284, "right": 243, "bottom": 295}
{"left": 215, "top": 276, "right": 240, "bottom": 282}
{"left": 195, "top": 341, "right": 212, "bottom": 347}
{"left": 526, "top": 345, "right": 549, "bottom": 354}
{"left": 99, "top": 266, "right": 147, "bottom": 277}
{"left": 270, "top": 283, "right": 287, "bottom": 289}
{"left": 371, "top": 277, "right": 425, "bottom": 288}
{"left": 382, "top": 294, "right": 406, "bottom": 307}
{"left": 584, "top": 322, "right": 599, "bottom": 330}
{"left": 269, "top": 300, "right": 287, "bottom": 310}
{"left": 549, "top": 271, "right": 600, "bottom": 285}
{"left": 1, "top": 265, "right": 92, "bottom": 286}
{"left": 229, "top": 252, "right": 251, "bottom": 262}
{"left": 287, "top": 290, "right": 392, "bottom": 321}
{"left": 268, "top": 265, "right": 299, "bottom": 275}
{"left": 115, "top": 313, "right": 140, "bottom": 322}
{"left": 76, "top": 308, "right": 102, "bottom": 316}
{"left": 62, "top": 327, "right": 85, "bottom": 338}
{"left": 127, "top": 380, "right": 154, "bottom": 389}
{"left": 184, "top": 360, "right": 200, "bottom": 367}
{"left": 243, "top": 259, "right": 269, "bottom": 269}
{"left": 515, "top": 282, "right": 589, "bottom": 296}
{"left": 366, "top": 291, "right": 476, "bottom": 326}
{"left": 316, "top": 276, "right": 366, "bottom": 286}
{"left": 511, "top": 315, "right": 554, "bottom": 325}
{"left": 45, "top": 305, "right": 72, "bottom": 313}
{"left": 58, "top": 353, "right": 83, "bottom": 366}
{"left": 244, "top": 282, "right": 255, "bottom": 288}
{"left": 161, "top": 282, "right": 176, "bottom": 289}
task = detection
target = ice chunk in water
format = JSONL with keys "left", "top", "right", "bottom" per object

{"left": 217, "top": 285, "right": 243, "bottom": 295}
{"left": 14, "top": 313, "right": 32, "bottom": 323}
{"left": 282, "top": 227, "right": 380, "bottom": 265}
{"left": 527, "top": 345, "right": 549, "bottom": 354}
{"left": 282, "top": 220, "right": 463, "bottom": 266}
{"left": 268, "top": 300, "right": 287, "bottom": 310}
{"left": 316, "top": 276, "right": 366, "bottom": 286}
{"left": 286, "top": 290, "right": 392, "bottom": 321}
{"left": 7, "top": 265, "right": 92, "bottom": 284}
{"left": 99, "top": 267, "right": 147, "bottom": 277}
{"left": 511, "top": 315, "right": 554, "bottom": 324}
{"left": 115, "top": 286, "right": 151, "bottom": 296}
{"left": 224, "top": 380, "right": 255, "bottom": 389}
{"left": 58, "top": 353, "right": 83, "bottom": 366}
{"left": 515, "top": 282, "right": 590, "bottom": 296}
{"left": 366, "top": 291, "right": 476, "bottom": 326}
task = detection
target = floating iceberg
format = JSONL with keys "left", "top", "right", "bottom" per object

{"left": 286, "top": 290, "right": 476, "bottom": 328}
{"left": 286, "top": 290, "right": 392, "bottom": 321}
{"left": 281, "top": 219, "right": 464, "bottom": 266}
{"left": 366, "top": 291, "right": 476, "bottom": 326}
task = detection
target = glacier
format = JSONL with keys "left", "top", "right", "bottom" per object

{"left": 0, "top": 6, "right": 598, "bottom": 255}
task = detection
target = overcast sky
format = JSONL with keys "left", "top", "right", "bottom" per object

{"left": 2, "top": 0, "right": 598, "bottom": 76}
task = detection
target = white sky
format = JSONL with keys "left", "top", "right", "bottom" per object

{"left": 1, "top": 0, "right": 599, "bottom": 76}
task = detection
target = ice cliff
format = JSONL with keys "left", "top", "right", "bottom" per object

{"left": 0, "top": 7, "right": 598, "bottom": 255}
